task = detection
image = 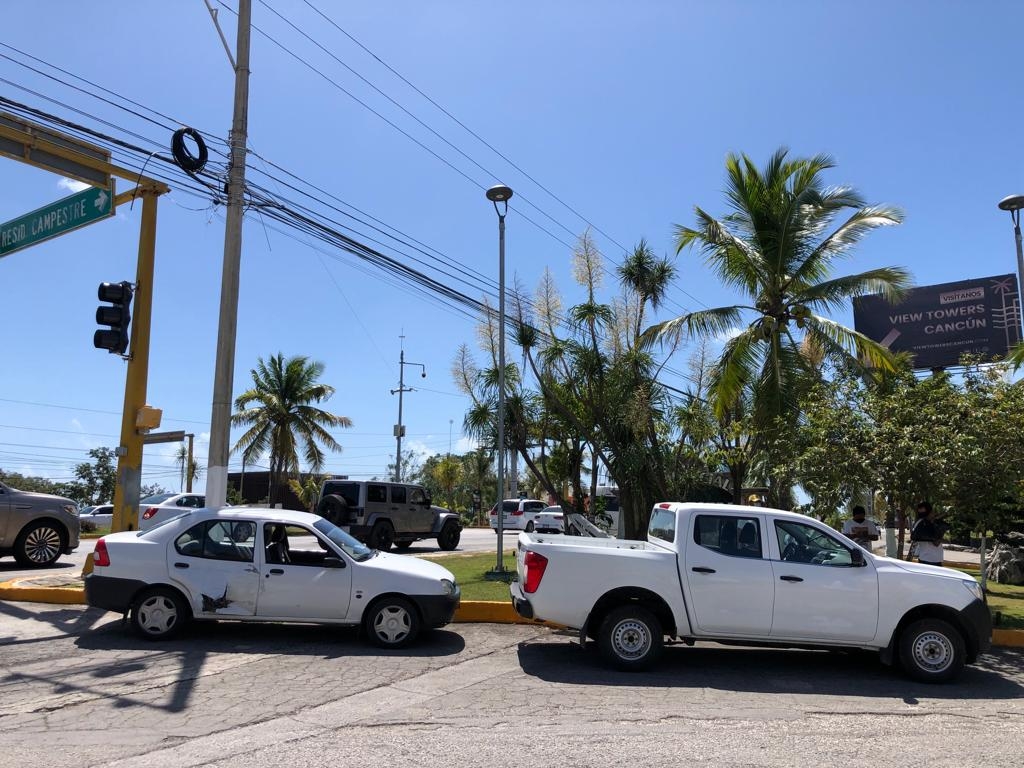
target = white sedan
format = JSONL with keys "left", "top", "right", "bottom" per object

{"left": 84, "top": 508, "right": 461, "bottom": 648}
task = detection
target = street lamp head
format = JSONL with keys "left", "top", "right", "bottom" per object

{"left": 998, "top": 194, "right": 1024, "bottom": 212}
{"left": 486, "top": 184, "right": 513, "bottom": 203}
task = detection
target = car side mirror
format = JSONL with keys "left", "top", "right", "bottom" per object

{"left": 850, "top": 548, "right": 865, "bottom": 567}
{"left": 323, "top": 556, "right": 346, "bottom": 569}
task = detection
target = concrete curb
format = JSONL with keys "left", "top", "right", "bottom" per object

{"left": 2, "top": 579, "right": 1021, "bottom": 647}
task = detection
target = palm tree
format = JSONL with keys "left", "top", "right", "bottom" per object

{"left": 647, "top": 148, "right": 910, "bottom": 428}
{"left": 174, "top": 445, "right": 202, "bottom": 492}
{"left": 231, "top": 354, "right": 352, "bottom": 506}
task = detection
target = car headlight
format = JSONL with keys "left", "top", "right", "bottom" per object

{"left": 440, "top": 578, "right": 457, "bottom": 596}
{"left": 962, "top": 579, "right": 983, "bottom": 603}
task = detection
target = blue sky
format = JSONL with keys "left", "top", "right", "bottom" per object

{"left": 1, "top": 1, "right": 1022, "bottom": 493}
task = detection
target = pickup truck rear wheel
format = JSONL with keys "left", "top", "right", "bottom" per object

{"left": 898, "top": 618, "right": 966, "bottom": 683}
{"left": 437, "top": 520, "right": 460, "bottom": 551}
{"left": 598, "top": 605, "right": 663, "bottom": 671}
{"left": 369, "top": 520, "right": 394, "bottom": 551}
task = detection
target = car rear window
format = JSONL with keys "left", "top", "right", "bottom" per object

{"left": 322, "top": 481, "right": 359, "bottom": 506}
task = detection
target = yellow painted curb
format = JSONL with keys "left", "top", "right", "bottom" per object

{"left": 0, "top": 580, "right": 85, "bottom": 605}
{"left": 992, "top": 629, "right": 1024, "bottom": 648}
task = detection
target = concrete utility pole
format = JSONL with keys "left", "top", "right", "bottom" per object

{"left": 391, "top": 336, "right": 425, "bottom": 482}
{"left": 206, "top": 0, "right": 252, "bottom": 508}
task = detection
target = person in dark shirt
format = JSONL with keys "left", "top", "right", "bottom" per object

{"left": 910, "top": 501, "right": 944, "bottom": 567}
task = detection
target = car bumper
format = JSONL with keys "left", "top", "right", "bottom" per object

{"left": 960, "top": 597, "right": 992, "bottom": 658}
{"left": 411, "top": 588, "right": 461, "bottom": 628}
{"left": 84, "top": 574, "right": 147, "bottom": 613}
{"left": 509, "top": 581, "right": 534, "bottom": 620}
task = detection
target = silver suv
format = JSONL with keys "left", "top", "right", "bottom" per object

{"left": 0, "top": 481, "right": 81, "bottom": 567}
{"left": 316, "top": 479, "right": 461, "bottom": 552}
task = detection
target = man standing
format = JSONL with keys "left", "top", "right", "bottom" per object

{"left": 842, "top": 505, "right": 880, "bottom": 549}
{"left": 910, "top": 500, "right": 945, "bottom": 567}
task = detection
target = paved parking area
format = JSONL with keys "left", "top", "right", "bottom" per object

{"left": 2, "top": 601, "right": 1023, "bottom": 768}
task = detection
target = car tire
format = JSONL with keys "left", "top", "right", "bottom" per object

{"left": 369, "top": 520, "right": 394, "bottom": 551}
{"left": 13, "top": 520, "right": 66, "bottom": 567}
{"left": 598, "top": 605, "right": 663, "bottom": 671}
{"left": 898, "top": 617, "right": 966, "bottom": 683}
{"left": 437, "top": 520, "right": 461, "bottom": 551}
{"left": 525, "top": 521, "right": 535, "bottom": 533}
{"left": 130, "top": 587, "right": 190, "bottom": 640}
{"left": 317, "top": 494, "right": 350, "bottom": 526}
{"left": 394, "top": 540, "right": 413, "bottom": 551}
{"left": 365, "top": 596, "right": 420, "bottom": 648}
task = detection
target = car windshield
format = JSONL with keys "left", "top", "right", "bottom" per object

{"left": 313, "top": 518, "right": 374, "bottom": 561}
{"left": 140, "top": 492, "right": 176, "bottom": 505}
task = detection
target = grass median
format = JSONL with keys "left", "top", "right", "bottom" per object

{"left": 422, "top": 551, "right": 518, "bottom": 601}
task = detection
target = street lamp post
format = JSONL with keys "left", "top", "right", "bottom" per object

{"left": 391, "top": 339, "right": 426, "bottom": 482}
{"left": 485, "top": 184, "right": 512, "bottom": 578}
{"left": 998, "top": 195, "right": 1024, "bottom": 318}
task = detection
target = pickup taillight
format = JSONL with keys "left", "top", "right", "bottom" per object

{"left": 523, "top": 551, "right": 548, "bottom": 593}
{"left": 141, "top": 506, "right": 159, "bottom": 520}
{"left": 93, "top": 538, "right": 110, "bottom": 567}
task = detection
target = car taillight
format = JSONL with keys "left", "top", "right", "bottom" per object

{"left": 93, "top": 538, "right": 110, "bottom": 567}
{"left": 511, "top": 509, "right": 524, "bottom": 516}
{"left": 142, "top": 506, "right": 158, "bottom": 520}
{"left": 554, "top": 515, "right": 563, "bottom": 520}
{"left": 489, "top": 508, "right": 497, "bottom": 516}
{"left": 523, "top": 551, "right": 548, "bottom": 593}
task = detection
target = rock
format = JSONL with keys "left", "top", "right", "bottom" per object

{"left": 986, "top": 539, "right": 1024, "bottom": 585}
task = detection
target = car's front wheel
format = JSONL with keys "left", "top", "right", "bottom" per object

{"left": 131, "top": 587, "right": 190, "bottom": 640}
{"left": 899, "top": 617, "right": 966, "bottom": 683}
{"left": 598, "top": 605, "right": 663, "bottom": 671}
{"left": 13, "top": 520, "right": 66, "bottom": 567}
{"left": 525, "top": 521, "right": 535, "bottom": 533}
{"left": 437, "top": 520, "right": 460, "bottom": 551}
{"left": 365, "top": 596, "right": 420, "bottom": 648}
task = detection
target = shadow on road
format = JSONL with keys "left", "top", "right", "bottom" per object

{"left": 516, "top": 638, "right": 1024, "bottom": 700}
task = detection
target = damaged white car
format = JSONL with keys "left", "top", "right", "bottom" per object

{"left": 84, "top": 508, "right": 460, "bottom": 648}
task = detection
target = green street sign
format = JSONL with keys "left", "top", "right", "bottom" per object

{"left": 0, "top": 183, "right": 115, "bottom": 259}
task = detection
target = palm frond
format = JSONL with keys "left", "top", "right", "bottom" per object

{"left": 643, "top": 305, "right": 746, "bottom": 347}
{"left": 794, "top": 267, "right": 913, "bottom": 312}
{"left": 803, "top": 315, "right": 899, "bottom": 372}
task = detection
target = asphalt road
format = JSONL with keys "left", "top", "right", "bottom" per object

{"left": 1, "top": 601, "right": 1022, "bottom": 768}
{"left": 0, "top": 526, "right": 509, "bottom": 582}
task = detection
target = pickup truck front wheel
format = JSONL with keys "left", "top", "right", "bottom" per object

{"left": 598, "top": 605, "right": 663, "bottom": 671}
{"left": 898, "top": 618, "right": 966, "bottom": 683}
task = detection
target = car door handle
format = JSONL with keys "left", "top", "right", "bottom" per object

{"left": 268, "top": 568, "right": 284, "bottom": 575}
{"left": 779, "top": 575, "right": 803, "bottom": 583}
{"left": 691, "top": 567, "right": 716, "bottom": 574}
{"left": 173, "top": 562, "right": 189, "bottom": 569}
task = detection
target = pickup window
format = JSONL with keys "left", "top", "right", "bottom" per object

{"left": 774, "top": 520, "right": 854, "bottom": 566}
{"left": 693, "top": 515, "right": 763, "bottom": 558}
{"left": 648, "top": 508, "right": 676, "bottom": 543}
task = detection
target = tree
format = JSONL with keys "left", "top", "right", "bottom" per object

{"left": 288, "top": 475, "right": 324, "bottom": 513}
{"left": 174, "top": 445, "right": 202, "bottom": 492}
{"left": 73, "top": 447, "right": 118, "bottom": 505}
{"left": 647, "top": 148, "right": 909, "bottom": 432}
{"left": 231, "top": 354, "right": 352, "bottom": 506}
{"left": 432, "top": 455, "right": 462, "bottom": 512}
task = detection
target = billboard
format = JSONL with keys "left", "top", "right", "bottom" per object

{"left": 852, "top": 274, "right": 1022, "bottom": 369}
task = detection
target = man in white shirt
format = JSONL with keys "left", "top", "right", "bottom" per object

{"left": 842, "top": 506, "right": 879, "bottom": 549}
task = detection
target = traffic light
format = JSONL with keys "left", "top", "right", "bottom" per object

{"left": 94, "top": 281, "right": 133, "bottom": 354}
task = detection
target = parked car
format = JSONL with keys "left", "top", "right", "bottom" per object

{"left": 511, "top": 502, "right": 991, "bottom": 683}
{"left": 139, "top": 492, "right": 206, "bottom": 531}
{"left": 0, "top": 481, "right": 80, "bottom": 567}
{"left": 316, "top": 479, "right": 461, "bottom": 552}
{"left": 85, "top": 507, "right": 461, "bottom": 647}
{"left": 79, "top": 504, "right": 114, "bottom": 531}
{"left": 489, "top": 498, "right": 547, "bottom": 533}
{"left": 534, "top": 506, "right": 565, "bottom": 534}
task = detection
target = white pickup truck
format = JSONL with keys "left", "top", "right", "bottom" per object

{"left": 510, "top": 502, "right": 991, "bottom": 683}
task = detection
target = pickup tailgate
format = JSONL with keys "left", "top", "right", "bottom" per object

{"left": 512, "top": 532, "right": 688, "bottom": 633}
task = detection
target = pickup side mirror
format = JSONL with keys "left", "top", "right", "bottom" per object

{"left": 323, "top": 557, "right": 346, "bottom": 569}
{"left": 850, "top": 547, "right": 865, "bottom": 567}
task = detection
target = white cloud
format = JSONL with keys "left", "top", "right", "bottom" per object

{"left": 57, "top": 177, "right": 89, "bottom": 193}
{"left": 455, "top": 436, "right": 478, "bottom": 453}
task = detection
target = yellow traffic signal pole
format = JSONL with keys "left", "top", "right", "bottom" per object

{"left": 0, "top": 118, "right": 169, "bottom": 535}
{"left": 110, "top": 185, "right": 160, "bottom": 533}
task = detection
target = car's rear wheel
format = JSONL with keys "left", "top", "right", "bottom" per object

{"left": 365, "top": 596, "right": 420, "bottom": 648}
{"left": 525, "top": 521, "right": 535, "bottom": 533}
{"left": 131, "top": 587, "right": 190, "bottom": 640}
{"left": 369, "top": 520, "right": 394, "bottom": 551}
{"left": 598, "top": 605, "right": 663, "bottom": 671}
{"left": 13, "top": 520, "right": 66, "bottom": 567}
{"left": 899, "top": 618, "right": 966, "bottom": 683}
{"left": 437, "top": 520, "right": 461, "bottom": 551}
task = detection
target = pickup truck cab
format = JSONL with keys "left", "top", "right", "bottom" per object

{"left": 511, "top": 502, "right": 991, "bottom": 683}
